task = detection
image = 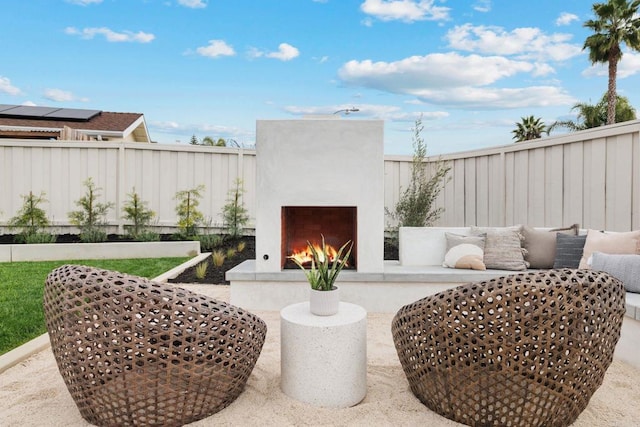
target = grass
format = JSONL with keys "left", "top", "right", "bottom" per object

{"left": 0, "top": 257, "right": 190, "bottom": 355}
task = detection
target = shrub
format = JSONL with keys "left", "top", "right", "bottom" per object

{"left": 68, "top": 178, "right": 114, "bottom": 243}
{"left": 197, "top": 233, "right": 223, "bottom": 252}
{"left": 226, "top": 248, "right": 236, "bottom": 259}
{"left": 195, "top": 261, "right": 209, "bottom": 280}
{"left": 222, "top": 179, "right": 249, "bottom": 240}
{"left": 387, "top": 117, "right": 450, "bottom": 229}
{"left": 8, "top": 191, "right": 56, "bottom": 243}
{"left": 174, "top": 185, "right": 205, "bottom": 238}
{"left": 211, "top": 250, "right": 226, "bottom": 267}
{"left": 122, "top": 189, "right": 158, "bottom": 241}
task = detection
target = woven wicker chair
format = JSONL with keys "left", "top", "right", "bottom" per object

{"left": 391, "top": 269, "right": 626, "bottom": 427}
{"left": 43, "top": 264, "right": 267, "bottom": 427}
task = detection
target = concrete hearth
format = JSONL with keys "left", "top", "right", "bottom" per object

{"left": 226, "top": 260, "right": 521, "bottom": 312}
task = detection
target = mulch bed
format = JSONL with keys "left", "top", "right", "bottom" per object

{"left": 169, "top": 236, "right": 256, "bottom": 285}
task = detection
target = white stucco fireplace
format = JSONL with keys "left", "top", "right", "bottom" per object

{"left": 228, "top": 118, "right": 412, "bottom": 312}
{"left": 254, "top": 118, "right": 384, "bottom": 273}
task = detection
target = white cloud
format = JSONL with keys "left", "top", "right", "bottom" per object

{"left": 582, "top": 50, "right": 640, "bottom": 79}
{"left": 196, "top": 40, "right": 236, "bottom": 58}
{"left": 266, "top": 43, "right": 300, "bottom": 61}
{"left": 338, "top": 53, "right": 575, "bottom": 109}
{"left": 152, "top": 121, "right": 181, "bottom": 131}
{"left": 22, "top": 101, "right": 37, "bottom": 106}
{"left": 473, "top": 0, "right": 491, "bottom": 13}
{"left": 0, "top": 76, "right": 21, "bottom": 95}
{"left": 43, "top": 88, "right": 88, "bottom": 103}
{"left": 410, "top": 86, "right": 575, "bottom": 109}
{"left": 445, "top": 24, "right": 582, "bottom": 62}
{"left": 339, "top": 52, "right": 539, "bottom": 91}
{"left": 65, "top": 26, "right": 155, "bottom": 43}
{"left": 360, "top": 0, "right": 450, "bottom": 23}
{"left": 66, "top": 0, "right": 102, "bottom": 5}
{"left": 249, "top": 43, "right": 300, "bottom": 61}
{"left": 178, "top": 0, "right": 206, "bottom": 8}
{"left": 556, "top": 12, "right": 579, "bottom": 26}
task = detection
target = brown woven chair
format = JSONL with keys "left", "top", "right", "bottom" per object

{"left": 43, "top": 264, "right": 267, "bottom": 427}
{"left": 391, "top": 269, "right": 626, "bottom": 427}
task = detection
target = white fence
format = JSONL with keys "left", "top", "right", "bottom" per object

{"left": 0, "top": 142, "right": 255, "bottom": 234}
{"left": 1, "top": 119, "right": 639, "bottom": 234}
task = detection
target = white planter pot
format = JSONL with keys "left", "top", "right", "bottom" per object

{"left": 309, "top": 287, "right": 340, "bottom": 316}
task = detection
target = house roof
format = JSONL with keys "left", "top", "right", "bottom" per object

{"left": 0, "top": 105, "right": 151, "bottom": 142}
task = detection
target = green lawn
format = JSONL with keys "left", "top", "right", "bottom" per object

{"left": 0, "top": 257, "right": 190, "bottom": 355}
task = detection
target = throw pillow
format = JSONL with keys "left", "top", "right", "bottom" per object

{"left": 553, "top": 233, "right": 587, "bottom": 268}
{"left": 521, "top": 224, "right": 579, "bottom": 269}
{"left": 578, "top": 229, "right": 640, "bottom": 269}
{"left": 591, "top": 252, "right": 640, "bottom": 293}
{"left": 443, "top": 233, "right": 486, "bottom": 270}
{"left": 471, "top": 226, "right": 527, "bottom": 271}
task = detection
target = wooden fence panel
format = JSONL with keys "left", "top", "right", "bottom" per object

{"left": 1, "top": 119, "right": 639, "bottom": 234}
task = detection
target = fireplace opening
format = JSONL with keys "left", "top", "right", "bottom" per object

{"left": 281, "top": 206, "right": 357, "bottom": 270}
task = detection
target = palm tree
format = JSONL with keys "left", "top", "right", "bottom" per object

{"left": 512, "top": 116, "right": 546, "bottom": 142}
{"left": 202, "top": 136, "right": 227, "bottom": 147}
{"left": 548, "top": 93, "right": 637, "bottom": 132}
{"left": 583, "top": 0, "right": 640, "bottom": 125}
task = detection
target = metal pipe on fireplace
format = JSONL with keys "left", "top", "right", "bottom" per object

{"left": 333, "top": 107, "right": 359, "bottom": 115}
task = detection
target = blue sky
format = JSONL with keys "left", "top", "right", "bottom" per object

{"left": 1, "top": 0, "right": 639, "bottom": 155}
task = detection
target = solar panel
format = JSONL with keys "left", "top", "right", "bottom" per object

{"left": 0, "top": 104, "right": 20, "bottom": 113}
{"left": 46, "top": 108, "right": 101, "bottom": 120}
{"left": 0, "top": 104, "right": 102, "bottom": 121}
{"left": 4, "top": 105, "right": 60, "bottom": 117}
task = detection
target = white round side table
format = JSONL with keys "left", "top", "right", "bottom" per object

{"left": 280, "top": 301, "right": 367, "bottom": 408}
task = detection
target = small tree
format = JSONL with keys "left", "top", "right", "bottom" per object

{"left": 8, "top": 191, "right": 56, "bottom": 243}
{"left": 174, "top": 185, "right": 205, "bottom": 238}
{"left": 222, "top": 178, "right": 249, "bottom": 240}
{"left": 68, "top": 177, "right": 114, "bottom": 242}
{"left": 388, "top": 118, "right": 451, "bottom": 229}
{"left": 189, "top": 134, "right": 199, "bottom": 145}
{"left": 122, "top": 188, "right": 158, "bottom": 241}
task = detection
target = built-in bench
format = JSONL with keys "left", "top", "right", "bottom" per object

{"left": 398, "top": 226, "right": 639, "bottom": 320}
{"left": 228, "top": 226, "right": 639, "bottom": 316}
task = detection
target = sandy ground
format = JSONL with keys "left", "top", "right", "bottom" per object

{"left": 1, "top": 284, "right": 639, "bottom": 427}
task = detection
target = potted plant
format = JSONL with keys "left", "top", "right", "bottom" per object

{"left": 289, "top": 235, "right": 353, "bottom": 316}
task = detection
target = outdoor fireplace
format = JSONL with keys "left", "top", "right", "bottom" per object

{"left": 255, "top": 118, "right": 384, "bottom": 274}
{"left": 281, "top": 206, "right": 357, "bottom": 269}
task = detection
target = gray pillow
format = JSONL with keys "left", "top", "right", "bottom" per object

{"left": 591, "top": 252, "right": 640, "bottom": 293}
{"left": 553, "top": 234, "right": 587, "bottom": 269}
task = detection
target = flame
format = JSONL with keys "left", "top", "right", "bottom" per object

{"left": 288, "top": 242, "right": 341, "bottom": 266}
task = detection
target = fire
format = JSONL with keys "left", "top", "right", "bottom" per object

{"left": 288, "top": 242, "right": 342, "bottom": 266}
